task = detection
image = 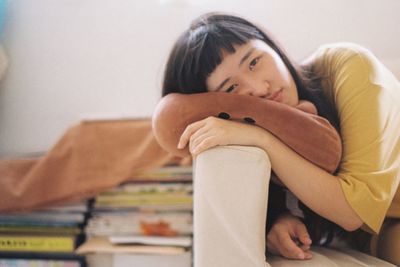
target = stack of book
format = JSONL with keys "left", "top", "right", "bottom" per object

{"left": 0, "top": 202, "right": 88, "bottom": 267}
{"left": 77, "top": 166, "right": 193, "bottom": 267}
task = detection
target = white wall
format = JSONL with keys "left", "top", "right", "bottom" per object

{"left": 0, "top": 0, "right": 399, "bottom": 157}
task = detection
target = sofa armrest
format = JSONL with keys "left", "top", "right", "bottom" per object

{"left": 193, "top": 145, "right": 272, "bottom": 267}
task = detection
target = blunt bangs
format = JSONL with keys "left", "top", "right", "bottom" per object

{"left": 175, "top": 21, "right": 264, "bottom": 94}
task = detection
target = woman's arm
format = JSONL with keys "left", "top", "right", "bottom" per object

{"left": 255, "top": 127, "right": 363, "bottom": 231}
{"left": 179, "top": 117, "right": 362, "bottom": 231}
{"left": 153, "top": 92, "right": 341, "bottom": 173}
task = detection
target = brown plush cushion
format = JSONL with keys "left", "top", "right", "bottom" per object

{"left": 0, "top": 119, "right": 188, "bottom": 212}
{"left": 152, "top": 92, "right": 342, "bottom": 173}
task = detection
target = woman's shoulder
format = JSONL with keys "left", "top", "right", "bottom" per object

{"left": 303, "top": 42, "right": 400, "bottom": 110}
{"left": 302, "top": 42, "right": 377, "bottom": 75}
{"left": 311, "top": 42, "right": 371, "bottom": 57}
{"left": 303, "top": 42, "right": 399, "bottom": 93}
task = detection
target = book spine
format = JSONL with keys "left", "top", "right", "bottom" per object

{"left": 0, "top": 236, "right": 74, "bottom": 252}
{"left": 0, "top": 259, "right": 82, "bottom": 267}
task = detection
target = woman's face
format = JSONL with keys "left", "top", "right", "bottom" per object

{"left": 206, "top": 39, "right": 299, "bottom": 107}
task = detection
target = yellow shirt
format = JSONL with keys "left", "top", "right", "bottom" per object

{"left": 306, "top": 43, "right": 400, "bottom": 234}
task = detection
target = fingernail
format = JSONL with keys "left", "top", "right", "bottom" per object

{"left": 297, "top": 253, "right": 305, "bottom": 259}
{"left": 177, "top": 143, "right": 182, "bottom": 149}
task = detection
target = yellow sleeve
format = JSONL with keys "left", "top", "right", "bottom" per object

{"left": 309, "top": 43, "right": 400, "bottom": 234}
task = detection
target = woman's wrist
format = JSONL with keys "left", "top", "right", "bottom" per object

{"left": 253, "top": 126, "right": 275, "bottom": 153}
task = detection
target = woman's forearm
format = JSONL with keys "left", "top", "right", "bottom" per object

{"left": 255, "top": 128, "right": 363, "bottom": 231}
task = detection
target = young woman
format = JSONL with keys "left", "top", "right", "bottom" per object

{"left": 161, "top": 12, "right": 400, "bottom": 265}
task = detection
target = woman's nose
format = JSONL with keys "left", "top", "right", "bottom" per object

{"left": 244, "top": 80, "right": 270, "bottom": 98}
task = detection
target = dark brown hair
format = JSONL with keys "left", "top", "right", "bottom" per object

{"left": 162, "top": 12, "right": 339, "bottom": 129}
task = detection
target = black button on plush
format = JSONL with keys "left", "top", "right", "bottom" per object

{"left": 244, "top": 117, "right": 256, "bottom": 124}
{"left": 218, "top": 112, "right": 230, "bottom": 120}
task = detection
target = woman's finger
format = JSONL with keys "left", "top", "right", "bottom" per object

{"left": 188, "top": 125, "right": 211, "bottom": 152}
{"left": 177, "top": 120, "right": 206, "bottom": 149}
{"left": 191, "top": 136, "right": 217, "bottom": 156}
{"left": 277, "top": 230, "right": 307, "bottom": 259}
{"left": 299, "top": 243, "right": 311, "bottom": 251}
{"left": 294, "top": 221, "right": 312, "bottom": 247}
{"left": 302, "top": 250, "right": 313, "bottom": 259}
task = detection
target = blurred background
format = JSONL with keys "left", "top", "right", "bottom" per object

{"left": 0, "top": 0, "right": 399, "bottom": 157}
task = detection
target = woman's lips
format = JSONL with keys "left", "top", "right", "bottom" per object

{"left": 268, "top": 88, "right": 283, "bottom": 102}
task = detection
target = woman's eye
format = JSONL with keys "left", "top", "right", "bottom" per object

{"left": 226, "top": 84, "right": 238, "bottom": 93}
{"left": 249, "top": 57, "right": 260, "bottom": 71}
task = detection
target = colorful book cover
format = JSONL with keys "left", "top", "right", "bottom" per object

{"left": 86, "top": 211, "right": 192, "bottom": 237}
{"left": 103, "top": 182, "right": 192, "bottom": 195}
{"left": 130, "top": 166, "right": 193, "bottom": 182}
{"left": 0, "top": 212, "right": 85, "bottom": 224}
{"left": 0, "top": 259, "right": 82, "bottom": 267}
{"left": 95, "top": 195, "right": 192, "bottom": 205}
{"left": 0, "top": 235, "right": 77, "bottom": 253}
{"left": 0, "top": 252, "right": 85, "bottom": 267}
{"left": 0, "top": 226, "right": 81, "bottom": 235}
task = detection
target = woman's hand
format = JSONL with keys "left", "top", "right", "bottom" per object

{"left": 177, "top": 116, "right": 265, "bottom": 157}
{"left": 267, "top": 213, "right": 313, "bottom": 260}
